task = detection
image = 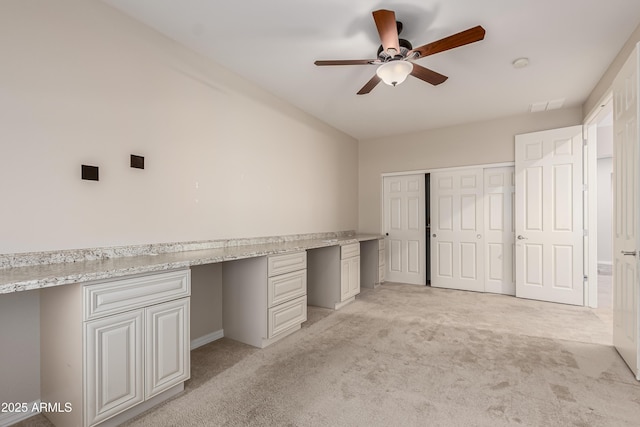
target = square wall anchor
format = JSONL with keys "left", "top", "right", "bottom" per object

{"left": 81, "top": 165, "right": 99, "bottom": 181}
{"left": 130, "top": 154, "right": 144, "bottom": 169}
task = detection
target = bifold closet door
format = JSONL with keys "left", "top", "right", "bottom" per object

{"left": 430, "top": 169, "right": 484, "bottom": 292}
{"left": 484, "top": 167, "right": 515, "bottom": 295}
{"left": 383, "top": 174, "right": 426, "bottom": 285}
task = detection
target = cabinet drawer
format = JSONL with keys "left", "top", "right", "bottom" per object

{"left": 268, "top": 270, "right": 307, "bottom": 308}
{"left": 268, "top": 252, "right": 307, "bottom": 277}
{"left": 84, "top": 270, "right": 191, "bottom": 321}
{"left": 379, "top": 239, "right": 385, "bottom": 250}
{"left": 378, "top": 249, "right": 385, "bottom": 267}
{"left": 340, "top": 243, "right": 360, "bottom": 259}
{"left": 268, "top": 295, "right": 307, "bottom": 338}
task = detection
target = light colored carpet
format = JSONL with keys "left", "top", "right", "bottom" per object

{"left": 19, "top": 283, "right": 640, "bottom": 426}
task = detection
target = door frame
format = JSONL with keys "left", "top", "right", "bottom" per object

{"left": 584, "top": 92, "right": 614, "bottom": 308}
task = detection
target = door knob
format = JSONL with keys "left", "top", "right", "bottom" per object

{"left": 621, "top": 250, "right": 637, "bottom": 256}
{"left": 477, "top": 234, "right": 482, "bottom": 239}
{"left": 517, "top": 235, "right": 528, "bottom": 240}
{"left": 432, "top": 234, "right": 437, "bottom": 238}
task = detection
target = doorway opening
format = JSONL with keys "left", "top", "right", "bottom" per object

{"left": 594, "top": 99, "right": 614, "bottom": 310}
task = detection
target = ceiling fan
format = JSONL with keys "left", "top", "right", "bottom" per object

{"left": 314, "top": 9, "right": 486, "bottom": 95}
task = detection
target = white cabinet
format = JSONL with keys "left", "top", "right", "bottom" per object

{"left": 144, "top": 298, "right": 190, "bottom": 400}
{"left": 223, "top": 252, "right": 307, "bottom": 348}
{"left": 341, "top": 256, "right": 360, "bottom": 300}
{"left": 41, "top": 269, "right": 191, "bottom": 427}
{"left": 340, "top": 243, "right": 360, "bottom": 302}
{"left": 85, "top": 310, "right": 144, "bottom": 426}
{"left": 307, "top": 242, "right": 363, "bottom": 310}
{"left": 266, "top": 252, "right": 307, "bottom": 341}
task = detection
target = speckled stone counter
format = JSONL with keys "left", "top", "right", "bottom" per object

{"left": 0, "top": 232, "right": 383, "bottom": 294}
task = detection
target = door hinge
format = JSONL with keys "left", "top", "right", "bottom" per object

{"left": 583, "top": 184, "right": 588, "bottom": 191}
{"left": 583, "top": 229, "right": 589, "bottom": 237}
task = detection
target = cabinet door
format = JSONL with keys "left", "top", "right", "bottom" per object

{"left": 349, "top": 256, "right": 361, "bottom": 297}
{"left": 340, "top": 259, "right": 350, "bottom": 301}
{"left": 85, "top": 310, "right": 144, "bottom": 427}
{"left": 145, "top": 298, "right": 190, "bottom": 399}
{"left": 341, "top": 257, "right": 361, "bottom": 301}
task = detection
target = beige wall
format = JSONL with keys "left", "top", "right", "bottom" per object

{"left": 584, "top": 23, "right": 640, "bottom": 119}
{"left": 0, "top": 290, "right": 40, "bottom": 406}
{"left": 0, "top": 0, "right": 357, "bottom": 412}
{"left": 358, "top": 108, "right": 582, "bottom": 233}
{"left": 191, "top": 264, "right": 223, "bottom": 340}
{"left": 0, "top": 0, "right": 358, "bottom": 254}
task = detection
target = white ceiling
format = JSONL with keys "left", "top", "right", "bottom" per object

{"left": 102, "top": 0, "right": 640, "bottom": 141}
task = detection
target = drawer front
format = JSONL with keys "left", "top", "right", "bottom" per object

{"left": 340, "top": 243, "right": 360, "bottom": 259}
{"left": 378, "top": 249, "right": 385, "bottom": 267}
{"left": 268, "top": 252, "right": 307, "bottom": 277}
{"left": 84, "top": 270, "right": 191, "bottom": 321}
{"left": 268, "top": 270, "right": 307, "bottom": 308}
{"left": 379, "top": 239, "right": 385, "bottom": 250}
{"left": 268, "top": 295, "right": 307, "bottom": 338}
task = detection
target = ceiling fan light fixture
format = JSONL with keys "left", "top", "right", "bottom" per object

{"left": 376, "top": 60, "right": 413, "bottom": 86}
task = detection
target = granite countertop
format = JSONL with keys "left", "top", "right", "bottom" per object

{"left": 0, "top": 233, "right": 382, "bottom": 294}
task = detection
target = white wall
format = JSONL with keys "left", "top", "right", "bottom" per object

{"left": 358, "top": 108, "right": 582, "bottom": 233}
{"left": 0, "top": 0, "right": 358, "bottom": 254}
{"left": 597, "top": 157, "right": 613, "bottom": 265}
{"left": 584, "top": 23, "right": 640, "bottom": 119}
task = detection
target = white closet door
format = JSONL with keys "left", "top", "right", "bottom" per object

{"left": 430, "top": 169, "right": 484, "bottom": 292}
{"left": 383, "top": 175, "right": 425, "bottom": 285}
{"left": 484, "top": 167, "right": 515, "bottom": 295}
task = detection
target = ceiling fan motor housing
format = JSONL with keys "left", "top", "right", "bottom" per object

{"left": 377, "top": 38, "right": 413, "bottom": 61}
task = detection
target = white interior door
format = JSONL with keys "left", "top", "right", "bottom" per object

{"left": 612, "top": 44, "right": 640, "bottom": 380}
{"left": 515, "top": 126, "right": 584, "bottom": 305}
{"left": 383, "top": 174, "right": 425, "bottom": 285}
{"left": 430, "top": 169, "right": 484, "bottom": 292}
{"left": 484, "top": 167, "right": 515, "bottom": 295}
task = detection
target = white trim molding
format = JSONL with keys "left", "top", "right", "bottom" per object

{"left": 190, "top": 329, "right": 224, "bottom": 350}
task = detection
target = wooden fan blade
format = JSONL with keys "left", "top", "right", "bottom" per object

{"left": 314, "top": 60, "right": 376, "bottom": 66}
{"left": 373, "top": 9, "right": 400, "bottom": 55}
{"left": 410, "top": 25, "right": 485, "bottom": 58}
{"left": 410, "top": 64, "right": 448, "bottom": 86}
{"left": 357, "top": 75, "right": 381, "bottom": 95}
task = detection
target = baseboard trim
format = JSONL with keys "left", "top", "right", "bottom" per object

{"left": 190, "top": 329, "right": 224, "bottom": 350}
{"left": 0, "top": 400, "right": 41, "bottom": 427}
{"left": 334, "top": 296, "right": 355, "bottom": 310}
